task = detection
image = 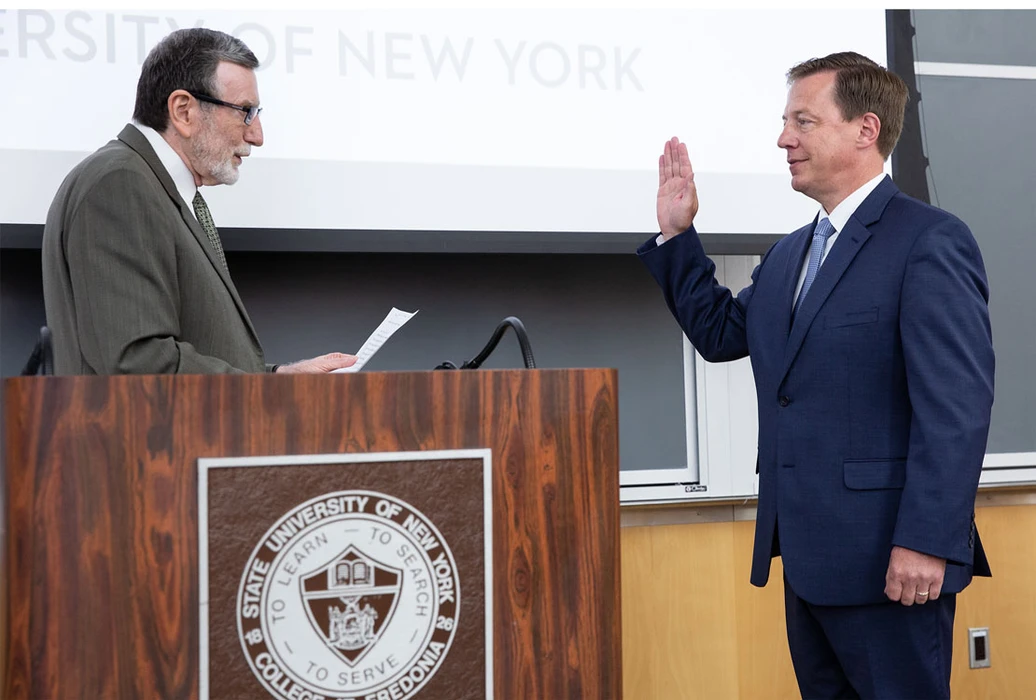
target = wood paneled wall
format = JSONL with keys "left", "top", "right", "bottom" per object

{"left": 621, "top": 500, "right": 1036, "bottom": 699}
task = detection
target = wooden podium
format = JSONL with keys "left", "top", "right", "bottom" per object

{"left": 2, "top": 370, "right": 621, "bottom": 699}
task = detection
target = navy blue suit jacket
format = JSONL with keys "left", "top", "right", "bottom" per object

{"left": 640, "top": 177, "right": 994, "bottom": 606}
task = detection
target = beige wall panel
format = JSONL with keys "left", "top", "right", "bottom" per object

{"left": 732, "top": 521, "right": 799, "bottom": 699}
{"left": 621, "top": 503, "right": 1035, "bottom": 700}
{"left": 951, "top": 506, "right": 1036, "bottom": 700}
{"left": 621, "top": 522, "right": 740, "bottom": 700}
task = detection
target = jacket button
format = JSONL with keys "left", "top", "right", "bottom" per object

{"left": 778, "top": 396, "right": 791, "bottom": 407}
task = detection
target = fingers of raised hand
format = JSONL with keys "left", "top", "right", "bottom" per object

{"left": 669, "top": 137, "right": 683, "bottom": 180}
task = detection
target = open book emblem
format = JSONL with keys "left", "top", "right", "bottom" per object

{"left": 300, "top": 545, "right": 402, "bottom": 666}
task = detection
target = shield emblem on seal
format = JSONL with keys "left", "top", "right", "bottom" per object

{"left": 300, "top": 544, "right": 403, "bottom": 666}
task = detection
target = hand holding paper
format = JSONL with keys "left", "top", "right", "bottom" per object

{"left": 332, "top": 308, "right": 418, "bottom": 373}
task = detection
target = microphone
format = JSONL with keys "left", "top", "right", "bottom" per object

{"left": 435, "top": 316, "right": 536, "bottom": 370}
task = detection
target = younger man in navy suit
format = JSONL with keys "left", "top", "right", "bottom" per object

{"left": 640, "top": 52, "right": 994, "bottom": 699}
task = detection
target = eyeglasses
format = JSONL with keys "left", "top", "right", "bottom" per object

{"left": 188, "top": 91, "right": 263, "bottom": 125}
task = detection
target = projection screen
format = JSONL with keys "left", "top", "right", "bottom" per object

{"left": 0, "top": 9, "right": 887, "bottom": 247}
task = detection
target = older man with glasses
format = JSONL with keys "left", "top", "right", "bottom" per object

{"left": 41, "top": 28, "right": 354, "bottom": 375}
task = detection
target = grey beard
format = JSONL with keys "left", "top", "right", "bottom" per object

{"left": 208, "top": 156, "right": 240, "bottom": 185}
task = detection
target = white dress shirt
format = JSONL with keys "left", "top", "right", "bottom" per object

{"left": 130, "top": 121, "right": 199, "bottom": 216}
{"left": 792, "top": 172, "right": 887, "bottom": 304}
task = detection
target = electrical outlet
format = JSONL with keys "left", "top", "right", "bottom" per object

{"left": 968, "top": 627, "right": 991, "bottom": 669}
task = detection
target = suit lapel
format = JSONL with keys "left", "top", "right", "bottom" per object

{"left": 778, "top": 222, "right": 815, "bottom": 336}
{"left": 117, "top": 124, "right": 262, "bottom": 348}
{"left": 779, "top": 176, "right": 898, "bottom": 381}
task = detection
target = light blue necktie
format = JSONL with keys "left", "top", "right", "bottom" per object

{"left": 793, "top": 217, "right": 836, "bottom": 316}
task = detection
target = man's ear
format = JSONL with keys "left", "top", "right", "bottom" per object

{"left": 167, "top": 90, "right": 195, "bottom": 138}
{"left": 858, "top": 112, "right": 881, "bottom": 151}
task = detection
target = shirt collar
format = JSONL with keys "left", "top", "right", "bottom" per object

{"left": 819, "top": 171, "right": 887, "bottom": 231}
{"left": 130, "top": 120, "right": 198, "bottom": 210}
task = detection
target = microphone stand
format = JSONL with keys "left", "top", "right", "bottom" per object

{"left": 20, "top": 326, "right": 53, "bottom": 376}
{"left": 435, "top": 316, "right": 536, "bottom": 370}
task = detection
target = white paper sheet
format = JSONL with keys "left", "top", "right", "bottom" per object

{"left": 332, "top": 307, "right": 418, "bottom": 373}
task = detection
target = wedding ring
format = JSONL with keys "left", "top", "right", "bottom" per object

{"left": 917, "top": 591, "right": 930, "bottom": 597}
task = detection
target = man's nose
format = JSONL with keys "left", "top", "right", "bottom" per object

{"left": 246, "top": 116, "right": 263, "bottom": 147}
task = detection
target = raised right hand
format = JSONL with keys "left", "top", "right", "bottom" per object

{"left": 657, "top": 136, "right": 699, "bottom": 240}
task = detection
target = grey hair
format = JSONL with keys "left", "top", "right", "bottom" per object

{"left": 133, "top": 28, "right": 258, "bottom": 131}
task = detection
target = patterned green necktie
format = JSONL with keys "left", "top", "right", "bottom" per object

{"left": 192, "top": 190, "right": 228, "bottom": 273}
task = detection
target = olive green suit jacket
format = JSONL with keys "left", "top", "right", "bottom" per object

{"left": 42, "top": 124, "right": 267, "bottom": 374}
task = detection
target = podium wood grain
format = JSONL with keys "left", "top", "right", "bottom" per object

{"left": 3, "top": 370, "right": 620, "bottom": 699}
